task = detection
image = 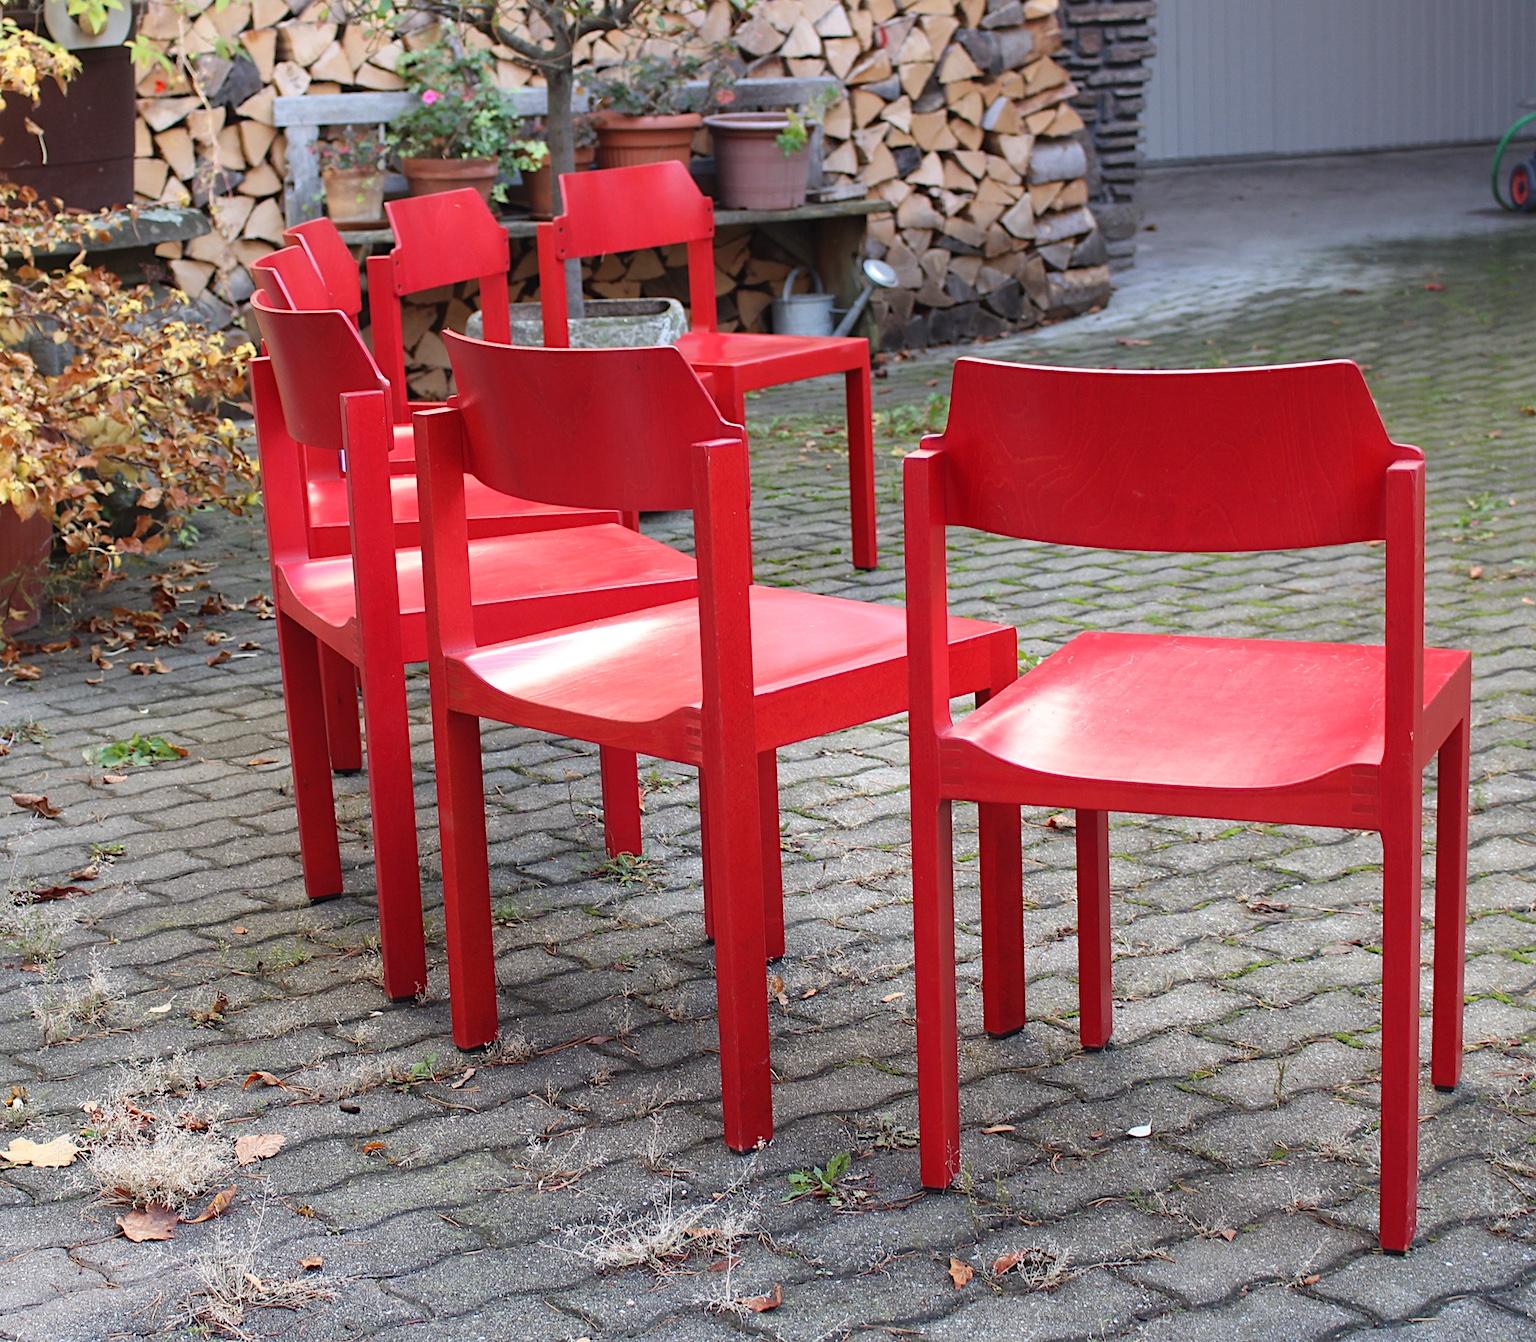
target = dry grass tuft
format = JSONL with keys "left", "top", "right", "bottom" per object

{"left": 562, "top": 1181, "right": 761, "bottom": 1277}
{"left": 28, "top": 951, "right": 118, "bottom": 1044}
{"left": 185, "top": 1204, "right": 335, "bottom": 1340}
{"left": 83, "top": 1088, "right": 230, "bottom": 1210}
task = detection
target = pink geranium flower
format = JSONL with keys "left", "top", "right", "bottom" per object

{"left": 421, "top": 89, "right": 441, "bottom": 105}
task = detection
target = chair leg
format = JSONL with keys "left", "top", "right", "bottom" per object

{"left": 979, "top": 797, "right": 1025, "bottom": 1037}
{"left": 914, "top": 786, "right": 961, "bottom": 1189}
{"left": 436, "top": 710, "right": 499, "bottom": 1049}
{"left": 275, "top": 614, "right": 342, "bottom": 900}
{"left": 1379, "top": 788, "right": 1424, "bottom": 1254}
{"left": 356, "top": 652, "right": 426, "bottom": 1001}
{"left": 599, "top": 747, "right": 643, "bottom": 858}
{"left": 699, "top": 773, "right": 715, "bottom": 944}
{"left": 1432, "top": 717, "right": 1470, "bottom": 1091}
{"left": 760, "top": 750, "right": 785, "bottom": 961}
{"left": 844, "top": 365, "right": 878, "bottom": 571}
{"left": 319, "top": 643, "right": 363, "bottom": 774}
{"left": 1076, "top": 809, "right": 1113, "bottom": 1050}
{"left": 701, "top": 760, "right": 774, "bottom": 1151}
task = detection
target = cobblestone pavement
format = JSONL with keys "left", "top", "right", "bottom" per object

{"left": 3, "top": 170, "right": 1535, "bottom": 1341}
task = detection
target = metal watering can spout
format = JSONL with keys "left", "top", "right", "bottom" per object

{"left": 834, "top": 258, "right": 900, "bottom": 338}
{"left": 769, "top": 259, "right": 902, "bottom": 338}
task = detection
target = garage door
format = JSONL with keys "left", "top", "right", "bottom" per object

{"left": 1144, "top": 0, "right": 1536, "bottom": 161}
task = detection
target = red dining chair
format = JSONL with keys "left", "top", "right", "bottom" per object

{"left": 905, "top": 358, "right": 1472, "bottom": 1254}
{"left": 536, "top": 160, "right": 879, "bottom": 571}
{"left": 417, "top": 333, "right": 1015, "bottom": 1151}
{"left": 252, "top": 245, "right": 618, "bottom": 776}
{"left": 367, "top": 188, "right": 511, "bottom": 430}
{"left": 283, "top": 216, "right": 364, "bottom": 322}
{"left": 249, "top": 294, "right": 700, "bottom": 1000}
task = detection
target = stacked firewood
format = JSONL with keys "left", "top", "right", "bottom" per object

{"left": 130, "top": 0, "right": 1107, "bottom": 348}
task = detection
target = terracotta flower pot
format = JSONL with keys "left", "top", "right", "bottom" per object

{"left": 594, "top": 113, "right": 701, "bottom": 171}
{"left": 322, "top": 168, "right": 385, "bottom": 224}
{"left": 400, "top": 156, "right": 501, "bottom": 203}
{"left": 0, "top": 503, "right": 52, "bottom": 637}
{"left": 524, "top": 144, "right": 596, "bottom": 220}
{"left": 705, "top": 113, "right": 812, "bottom": 210}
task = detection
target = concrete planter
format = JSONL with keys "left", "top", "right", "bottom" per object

{"left": 705, "top": 113, "right": 811, "bottom": 210}
{"left": 467, "top": 298, "right": 687, "bottom": 348}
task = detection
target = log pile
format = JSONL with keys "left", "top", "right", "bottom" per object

{"left": 1058, "top": 0, "right": 1155, "bottom": 269}
{"left": 129, "top": 0, "right": 1109, "bottom": 350}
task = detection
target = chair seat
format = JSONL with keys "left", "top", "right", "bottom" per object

{"left": 676, "top": 330, "right": 867, "bottom": 390}
{"left": 942, "top": 632, "right": 1470, "bottom": 818}
{"left": 447, "top": 587, "right": 1012, "bottom": 761}
{"left": 305, "top": 474, "right": 609, "bottom": 554}
{"left": 275, "top": 524, "right": 697, "bottom": 660}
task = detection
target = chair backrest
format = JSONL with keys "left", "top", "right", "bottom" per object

{"left": 443, "top": 331, "right": 736, "bottom": 515}
{"left": 368, "top": 188, "right": 511, "bottom": 420}
{"left": 381, "top": 188, "right": 511, "bottom": 296}
{"left": 250, "top": 245, "right": 333, "bottom": 312}
{"left": 931, "top": 359, "right": 1416, "bottom": 552}
{"left": 283, "top": 217, "right": 363, "bottom": 320}
{"left": 536, "top": 160, "right": 718, "bottom": 346}
{"left": 250, "top": 291, "right": 389, "bottom": 457}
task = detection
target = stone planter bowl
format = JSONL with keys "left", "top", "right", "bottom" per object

{"left": 466, "top": 298, "right": 687, "bottom": 349}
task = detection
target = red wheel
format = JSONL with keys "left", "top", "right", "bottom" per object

{"left": 1511, "top": 162, "right": 1536, "bottom": 211}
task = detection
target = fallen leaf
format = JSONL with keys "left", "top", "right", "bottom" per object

{"left": 980, "top": 1123, "right": 1015, "bottom": 1134}
{"left": 10, "top": 793, "right": 61, "bottom": 820}
{"left": 101, "top": 774, "right": 128, "bottom": 785}
{"left": 881, "top": 991, "right": 904, "bottom": 1003}
{"left": 127, "top": 658, "right": 169, "bottom": 675}
{"left": 208, "top": 650, "right": 231, "bottom": 667}
{"left": 949, "top": 1257, "right": 974, "bottom": 1288}
{"left": 191, "top": 992, "right": 229, "bottom": 1025}
{"left": 145, "top": 1001, "right": 175, "bottom": 1015}
{"left": 246, "top": 757, "right": 276, "bottom": 767}
{"left": 450, "top": 1067, "right": 477, "bottom": 1090}
{"left": 742, "top": 1283, "right": 783, "bottom": 1312}
{"left": 232, "top": 925, "right": 247, "bottom": 935}
{"left": 299, "top": 1255, "right": 324, "bottom": 1270}
{"left": 67, "top": 862, "right": 100, "bottom": 881}
{"left": 1218, "top": 1227, "right": 1237, "bottom": 1242}
{"left": 1468, "top": 566, "right": 1484, "bottom": 580}
{"left": 1298, "top": 1272, "right": 1320, "bottom": 1286}
{"left": 1, "top": 1135, "right": 79, "bottom": 1167}
{"left": 1044, "top": 812, "right": 1075, "bottom": 829}
{"left": 361, "top": 1140, "right": 386, "bottom": 1155}
{"left": 992, "top": 1250, "right": 1025, "bottom": 1274}
{"left": 15, "top": 884, "right": 89, "bottom": 904}
{"left": 235, "top": 1133, "right": 286, "bottom": 1165}
{"left": 1423, "top": 282, "right": 1445, "bottom": 292}
{"left": 243, "top": 1071, "right": 284, "bottom": 1090}
{"left": 1126, "top": 1124, "right": 1153, "bottom": 1138}
{"left": 118, "top": 1205, "right": 178, "bottom": 1242}
{"left": 183, "top": 1185, "right": 237, "bottom": 1224}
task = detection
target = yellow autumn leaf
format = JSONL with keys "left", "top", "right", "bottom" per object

{"left": 1, "top": 1135, "right": 79, "bottom": 1167}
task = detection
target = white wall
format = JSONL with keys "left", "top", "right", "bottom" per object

{"left": 1144, "top": 0, "right": 1536, "bottom": 161}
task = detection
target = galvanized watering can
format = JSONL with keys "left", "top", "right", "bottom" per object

{"left": 771, "top": 259, "right": 899, "bottom": 338}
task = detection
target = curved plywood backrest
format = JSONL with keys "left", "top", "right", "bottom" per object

{"left": 444, "top": 331, "right": 735, "bottom": 514}
{"left": 283, "top": 217, "right": 363, "bottom": 319}
{"left": 546, "top": 160, "right": 714, "bottom": 261}
{"left": 935, "top": 358, "right": 1413, "bottom": 552}
{"left": 382, "top": 188, "right": 510, "bottom": 295}
{"left": 250, "top": 291, "right": 388, "bottom": 455}
{"left": 249, "top": 245, "right": 332, "bottom": 312}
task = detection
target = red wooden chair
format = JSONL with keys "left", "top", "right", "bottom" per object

{"left": 283, "top": 217, "right": 364, "bottom": 322}
{"left": 417, "top": 333, "right": 1015, "bottom": 1151}
{"left": 904, "top": 358, "right": 1472, "bottom": 1253}
{"left": 251, "top": 245, "right": 607, "bottom": 558}
{"left": 536, "top": 160, "right": 879, "bottom": 571}
{"left": 252, "top": 244, "right": 618, "bottom": 776}
{"left": 249, "top": 294, "right": 700, "bottom": 1000}
{"left": 367, "top": 188, "right": 511, "bottom": 432}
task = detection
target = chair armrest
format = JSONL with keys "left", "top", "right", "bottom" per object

{"left": 1384, "top": 456, "right": 1425, "bottom": 767}
{"left": 904, "top": 447, "right": 954, "bottom": 742}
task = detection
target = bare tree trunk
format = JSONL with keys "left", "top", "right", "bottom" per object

{"left": 544, "top": 59, "right": 585, "bottom": 319}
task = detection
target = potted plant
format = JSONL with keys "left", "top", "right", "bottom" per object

{"left": 706, "top": 89, "right": 836, "bottom": 211}
{"left": 317, "top": 126, "right": 388, "bottom": 225}
{"left": 387, "top": 43, "right": 547, "bottom": 204}
{"left": 586, "top": 50, "right": 733, "bottom": 171}
{"left": 520, "top": 113, "right": 596, "bottom": 219}
{"left": 0, "top": 186, "right": 255, "bottom": 637}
